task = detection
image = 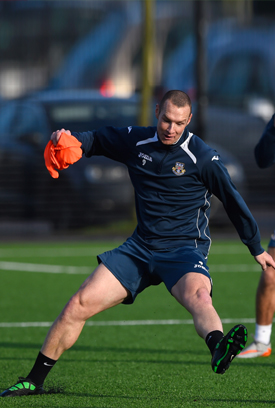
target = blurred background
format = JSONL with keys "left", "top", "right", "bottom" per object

{"left": 0, "top": 0, "right": 274, "bottom": 238}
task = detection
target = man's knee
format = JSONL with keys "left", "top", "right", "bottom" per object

{"left": 261, "top": 266, "right": 275, "bottom": 288}
{"left": 172, "top": 273, "right": 212, "bottom": 304}
{"left": 188, "top": 286, "right": 213, "bottom": 310}
{"left": 196, "top": 286, "right": 212, "bottom": 301}
{"left": 177, "top": 283, "right": 212, "bottom": 311}
{"left": 62, "top": 291, "right": 98, "bottom": 323}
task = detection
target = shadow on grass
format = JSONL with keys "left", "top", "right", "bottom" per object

{"left": 2, "top": 355, "right": 273, "bottom": 372}
{"left": 208, "top": 398, "right": 275, "bottom": 405}
{"left": 0, "top": 341, "right": 208, "bottom": 356}
{"left": 2, "top": 388, "right": 274, "bottom": 408}
{"left": 1, "top": 342, "right": 275, "bottom": 367}
{"left": 0, "top": 342, "right": 41, "bottom": 349}
{"left": 39, "top": 389, "right": 275, "bottom": 406}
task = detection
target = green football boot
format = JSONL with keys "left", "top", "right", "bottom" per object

{"left": 211, "top": 324, "right": 247, "bottom": 374}
{"left": 0, "top": 377, "right": 45, "bottom": 397}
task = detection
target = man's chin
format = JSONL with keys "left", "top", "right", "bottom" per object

{"left": 161, "top": 139, "right": 175, "bottom": 145}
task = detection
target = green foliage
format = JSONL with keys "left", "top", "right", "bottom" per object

{"left": 0, "top": 239, "right": 274, "bottom": 407}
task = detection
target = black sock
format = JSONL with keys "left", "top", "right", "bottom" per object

{"left": 26, "top": 351, "right": 57, "bottom": 386}
{"left": 205, "top": 330, "right": 224, "bottom": 355}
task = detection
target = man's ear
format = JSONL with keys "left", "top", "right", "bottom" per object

{"left": 187, "top": 113, "right": 193, "bottom": 126}
{"left": 155, "top": 104, "right": 160, "bottom": 120}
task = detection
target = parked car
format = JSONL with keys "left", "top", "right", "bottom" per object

{"left": 0, "top": 90, "right": 150, "bottom": 229}
{"left": 163, "top": 20, "right": 275, "bottom": 206}
{"left": 0, "top": 89, "right": 245, "bottom": 229}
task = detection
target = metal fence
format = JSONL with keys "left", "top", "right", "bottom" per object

{"left": 0, "top": 0, "right": 274, "bottom": 233}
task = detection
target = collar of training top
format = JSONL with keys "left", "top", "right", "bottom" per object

{"left": 157, "top": 127, "right": 189, "bottom": 151}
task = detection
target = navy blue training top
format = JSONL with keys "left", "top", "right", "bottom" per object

{"left": 72, "top": 126, "right": 263, "bottom": 258}
{"left": 255, "top": 114, "right": 275, "bottom": 169}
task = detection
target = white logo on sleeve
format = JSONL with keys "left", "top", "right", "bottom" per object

{"left": 211, "top": 155, "right": 219, "bottom": 161}
{"left": 128, "top": 126, "right": 132, "bottom": 133}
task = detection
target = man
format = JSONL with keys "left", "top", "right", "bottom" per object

{"left": 238, "top": 113, "right": 275, "bottom": 359}
{"left": 1, "top": 90, "right": 274, "bottom": 397}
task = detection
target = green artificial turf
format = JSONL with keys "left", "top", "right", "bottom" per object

{"left": 0, "top": 239, "right": 274, "bottom": 407}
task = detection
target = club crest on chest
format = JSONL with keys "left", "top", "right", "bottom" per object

{"left": 172, "top": 162, "right": 186, "bottom": 176}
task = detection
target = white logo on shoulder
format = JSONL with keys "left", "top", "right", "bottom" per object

{"left": 128, "top": 126, "right": 132, "bottom": 133}
{"left": 211, "top": 155, "right": 219, "bottom": 161}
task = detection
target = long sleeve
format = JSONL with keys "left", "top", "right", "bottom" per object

{"left": 201, "top": 157, "right": 263, "bottom": 256}
{"left": 254, "top": 114, "right": 275, "bottom": 168}
{"left": 72, "top": 127, "right": 130, "bottom": 162}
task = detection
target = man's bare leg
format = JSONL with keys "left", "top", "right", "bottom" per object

{"left": 41, "top": 263, "right": 130, "bottom": 360}
{"left": 237, "top": 247, "right": 275, "bottom": 358}
{"left": 256, "top": 247, "right": 275, "bottom": 326}
{"left": 171, "top": 272, "right": 247, "bottom": 374}
{"left": 0, "top": 263, "right": 130, "bottom": 397}
{"left": 171, "top": 272, "right": 222, "bottom": 339}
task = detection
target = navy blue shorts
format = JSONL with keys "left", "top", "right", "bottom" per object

{"left": 97, "top": 236, "right": 211, "bottom": 304}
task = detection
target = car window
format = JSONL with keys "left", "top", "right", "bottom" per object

{"left": 0, "top": 102, "right": 49, "bottom": 142}
{"left": 208, "top": 52, "right": 272, "bottom": 108}
{"left": 0, "top": 102, "right": 18, "bottom": 135}
{"left": 46, "top": 102, "right": 141, "bottom": 132}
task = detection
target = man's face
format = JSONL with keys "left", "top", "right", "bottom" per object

{"left": 156, "top": 100, "right": 192, "bottom": 145}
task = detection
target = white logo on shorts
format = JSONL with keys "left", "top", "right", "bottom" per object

{"left": 194, "top": 263, "right": 208, "bottom": 273}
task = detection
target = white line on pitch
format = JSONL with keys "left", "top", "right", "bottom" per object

{"left": 210, "top": 245, "right": 248, "bottom": 254}
{"left": 209, "top": 264, "right": 261, "bottom": 272}
{"left": 0, "top": 318, "right": 259, "bottom": 328}
{"left": 0, "top": 261, "right": 91, "bottom": 274}
{"left": 0, "top": 244, "right": 253, "bottom": 258}
{"left": 0, "top": 261, "right": 261, "bottom": 274}
{"left": 0, "top": 247, "right": 109, "bottom": 258}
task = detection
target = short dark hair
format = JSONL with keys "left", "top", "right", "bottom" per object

{"left": 158, "top": 90, "right": 192, "bottom": 114}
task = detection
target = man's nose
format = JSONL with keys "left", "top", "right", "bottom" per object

{"left": 167, "top": 123, "right": 175, "bottom": 132}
